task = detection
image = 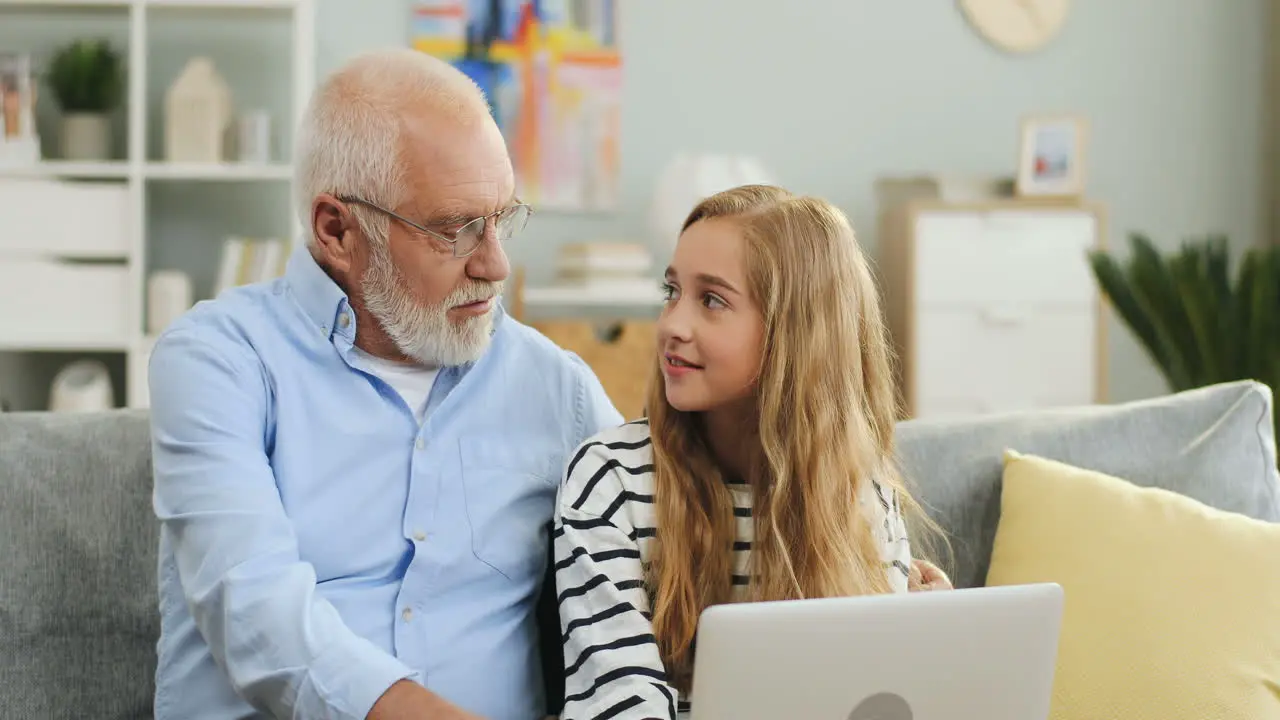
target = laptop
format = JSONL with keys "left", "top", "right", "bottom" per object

{"left": 688, "top": 583, "right": 1064, "bottom": 720}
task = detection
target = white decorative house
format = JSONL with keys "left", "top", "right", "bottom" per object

{"left": 164, "top": 57, "right": 233, "bottom": 163}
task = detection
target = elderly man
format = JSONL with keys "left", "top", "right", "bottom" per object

{"left": 148, "top": 49, "right": 619, "bottom": 720}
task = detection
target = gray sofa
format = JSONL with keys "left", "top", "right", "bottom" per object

{"left": 2, "top": 380, "right": 1277, "bottom": 718}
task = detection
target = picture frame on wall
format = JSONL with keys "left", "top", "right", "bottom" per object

{"left": 1015, "top": 114, "right": 1088, "bottom": 198}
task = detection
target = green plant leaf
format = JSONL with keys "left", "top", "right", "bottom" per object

{"left": 1092, "top": 231, "right": 1280, "bottom": 448}
{"left": 1248, "top": 246, "right": 1280, "bottom": 382}
{"left": 1124, "top": 233, "right": 1196, "bottom": 390}
{"left": 1089, "top": 244, "right": 1180, "bottom": 389}
{"left": 45, "top": 38, "right": 123, "bottom": 113}
{"left": 1234, "top": 250, "right": 1258, "bottom": 378}
{"left": 1169, "top": 241, "right": 1223, "bottom": 384}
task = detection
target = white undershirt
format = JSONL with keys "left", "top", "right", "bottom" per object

{"left": 349, "top": 346, "right": 440, "bottom": 424}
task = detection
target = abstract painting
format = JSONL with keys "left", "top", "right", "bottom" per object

{"left": 410, "top": 0, "right": 622, "bottom": 211}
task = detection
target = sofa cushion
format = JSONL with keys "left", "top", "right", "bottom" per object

{"left": 986, "top": 450, "right": 1280, "bottom": 720}
{"left": 894, "top": 380, "right": 1280, "bottom": 589}
{"left": 0, "top": 407, "right": 567, "bottom": 718}
{"left": 0, "top": 408, "right": 157, "bottom": 719}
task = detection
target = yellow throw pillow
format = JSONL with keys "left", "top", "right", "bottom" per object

{"left": 986, "top": 450, "right": 1280, "bottom": 720}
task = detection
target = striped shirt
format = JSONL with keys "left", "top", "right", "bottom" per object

{"left": 553, "top": 419, "right": 912, "bottom": 720}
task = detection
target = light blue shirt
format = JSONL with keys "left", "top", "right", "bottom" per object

{"left": 148, "top": 244, "right": 622, "bottom": 720}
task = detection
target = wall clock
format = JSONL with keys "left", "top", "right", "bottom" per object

{"left": 959, "top": 0, "right": 1072, "bottom": 54}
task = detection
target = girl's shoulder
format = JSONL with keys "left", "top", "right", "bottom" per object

{"left": 579, "top": 416, "right": 653, "bottom": 450}
{"left": 559, "top": 418, "right": 656, "bottom": 521}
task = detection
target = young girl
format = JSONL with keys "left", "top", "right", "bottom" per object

{"left": 553, "top": 184, "right": 945, "bottom": 720}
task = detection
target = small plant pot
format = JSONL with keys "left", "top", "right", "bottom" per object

{"left": 60, "top": 112, "right": 111, "bottom": 161}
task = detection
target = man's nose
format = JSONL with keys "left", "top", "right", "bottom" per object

{"left": 465, "top": 225, "right": 510, "bottom": 284}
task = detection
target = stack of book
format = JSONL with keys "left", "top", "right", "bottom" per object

{"left": 213, "top": 236, "right": 289, "bottom": 297}
{"left": 553, "top": 242, "right": 655, "bottom": 297}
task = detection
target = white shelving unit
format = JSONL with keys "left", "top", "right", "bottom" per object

{"left": 0, "top": 0, "right": 315, "bottom": 409}
{"left": 521, "top": 284, "right": 665, "bottom": 309}
{"left": 1, "top": 160, "right": 293, "bottom": 180}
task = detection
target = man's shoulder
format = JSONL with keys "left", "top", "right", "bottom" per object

{"left": 491, "top": 314, "right": 606, "bottom": 393}
{"left": 496, "top": 314, "right": 584, "bottom": 366}
{"left": 558, "top": 419, "right": 654, "bottom": 519}
{"left": 151, "top": 282, "right": 286, "bottom": 364}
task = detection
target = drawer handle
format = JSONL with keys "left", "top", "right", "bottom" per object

{"left": 981, "top": 306, "right": 1028, "bottom": 326}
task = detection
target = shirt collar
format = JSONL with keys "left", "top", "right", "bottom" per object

{"left": 284, "top": 240, "right": 350, "bottom": 339}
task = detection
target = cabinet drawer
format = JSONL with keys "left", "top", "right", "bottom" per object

{"left": 0, "top": 259, "right": 130, "bottom": 345}
{"left": 912, "top": 306, "right": 1097, "bottom": 418}
{"left": 914, "top": 210, "right": 1097, "bottom": 308}
{"left": 0, "top": 179, "right": 131, "bottom": 258}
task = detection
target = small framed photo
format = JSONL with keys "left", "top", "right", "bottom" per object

{"left": 1016, "top": 114, "right": 1088, "bottom": 198}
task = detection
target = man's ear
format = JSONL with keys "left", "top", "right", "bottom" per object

{"left": 311, "top": 193, "right": 359, "bottom": 274}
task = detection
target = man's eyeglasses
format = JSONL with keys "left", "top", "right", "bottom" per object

{"left": 338, "top": 196, "right": 532, "bottom": 258}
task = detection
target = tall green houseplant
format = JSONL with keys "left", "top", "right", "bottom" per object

{"left": 46, "top": 38, "right": 123, "bottom": 113}
{"left": 1088, "top": 233, "right": 1280, "bottom": 439}
{"left": 45, "top": 38, "right": 123, "bottom": 160}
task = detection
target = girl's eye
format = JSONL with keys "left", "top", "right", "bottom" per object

{"left": 661, "top": 282, "right": 678, "bottom": 302}
{"left": 702, "top": 293, "right": 727, "bottom": 310}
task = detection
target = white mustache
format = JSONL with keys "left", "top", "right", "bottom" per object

{"left": 449, "top": 282, "right": 502, "bottom": 306}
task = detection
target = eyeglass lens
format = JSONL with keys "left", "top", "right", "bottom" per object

{"left": 453, "top": 204, "right": 531, "bottom": 256}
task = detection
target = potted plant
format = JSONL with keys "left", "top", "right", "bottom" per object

{"left": 45, "top": 38, "right": 123, "bottom": 161}
{"left": 1088, "top": 233, "right": 1280, "bottom": 441}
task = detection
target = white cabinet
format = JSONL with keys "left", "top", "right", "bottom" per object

{"left": 878, "top": 199, "right": 1107, "bottom": 420}
{"left": 0, "top": 259, "right": 131, "bottom": 348}
{"left": 0, "top": 179, "right": 131, "bottom": 258}
{"left": 0, "top": 0, "right": 315, "bottom": 408}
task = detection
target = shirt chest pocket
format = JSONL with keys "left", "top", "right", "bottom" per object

{"left": 458, "top": 436, "right": 561, "bottom": 582}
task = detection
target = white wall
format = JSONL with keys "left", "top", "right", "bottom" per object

{"left": 1, "top": 0, "right": 1269, "bottom": 407}
{"left": 315, "top": 0, "right": 1268, "bottom": 402}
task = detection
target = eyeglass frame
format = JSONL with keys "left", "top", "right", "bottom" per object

{"left": 336, "top": 195, "right": 533, "bottom": 258}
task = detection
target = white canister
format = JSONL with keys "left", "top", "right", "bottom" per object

{"left": 49, "top": 359, "right": 114, "bottom": 412}
{"left": 147, "top": 270, "right": 193, "bottom": 336}
{"left": 236, "top": 110, "right": 272, "bottom": 164}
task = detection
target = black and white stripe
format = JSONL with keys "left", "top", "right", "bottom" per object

{"left": 553, "top": 419, "right": 912, "bottom": 720}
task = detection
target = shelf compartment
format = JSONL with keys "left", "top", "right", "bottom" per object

{"left": 0, "top": 178, "right": 132, "bottom": 257}
{"left": 0, "top": 258, "right": 132, "bottom": 343}
{"left": 521, "top": 284, "right": 665, "bottom": 308}
{"left": 0, "top": 0, "right": 130, "bottom": 8}
{"left": 0, "top": 334, "right": 130, "bottom": 351}
{"left": 0, "top": 0, "right": 300, "bottom": 7}
{"left": 145, "top": 162, "right": 292, "bottom": 181}
{"left": 0, "top": 161, "right": 132, "bottom": 179}
{"left": 144, "top": 0, "right": 301, "bottom": 9}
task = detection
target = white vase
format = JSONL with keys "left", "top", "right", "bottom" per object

{"left": 48, "top": 359, "right": 114, "bottom": 412}
{"left": 60, "top": 113, "right": 112, "bottom": 161}
{"left": 147, "top": 270, "right": 193, "bottom": 335}
{"left": 648, "top": 153, "right": 776, "bottom": 251}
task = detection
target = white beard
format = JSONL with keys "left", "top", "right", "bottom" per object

{"left": 360, "top": 240, "right": 501, "bottom": 367}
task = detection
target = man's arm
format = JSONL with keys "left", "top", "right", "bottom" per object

{"left": 567, "top": 352, "right": 625, "bottom": 447}
{"left": 150, "top": 331, "right": 463, "bottom": 719}
{"left": 366, "top": 681, "right": 481, "bottom": 720}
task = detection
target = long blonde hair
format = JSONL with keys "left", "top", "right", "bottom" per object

{"left": 645, "top": 184, "right": 942, "bottom": 692}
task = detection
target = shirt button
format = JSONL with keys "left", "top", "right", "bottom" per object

{"left": 338, "top": 312, "right": 350, "bottom": 328}
{"left": 413, "top": 530, "right": 427, "bottom": 542}
{"left": 402, "top": 607, "right": 413, "bottom": 622}
{"left": 415, "top": 437, "right": 425, "bottom": 450}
